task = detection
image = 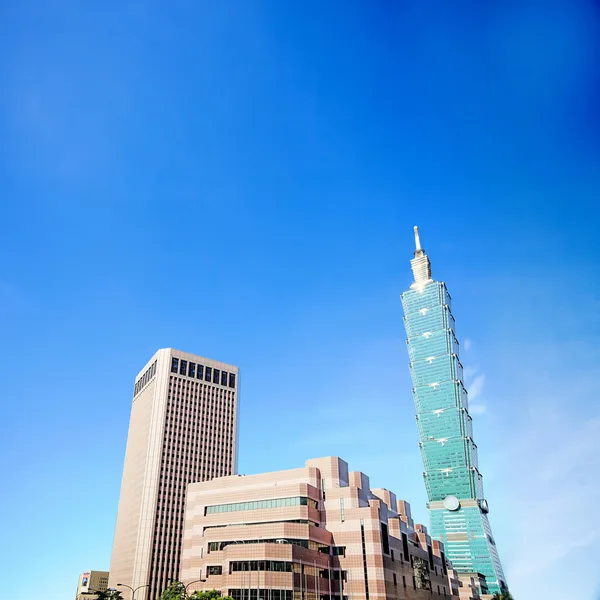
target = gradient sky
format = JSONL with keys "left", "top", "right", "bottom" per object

{"left": 1, "top": 1, "right": 599, "bottom": 599}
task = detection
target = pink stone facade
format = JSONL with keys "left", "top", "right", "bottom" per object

{"left": 181, "top": 457, "right": 478, "bottom": 600}
{"left": 109, "top": 348, "right": 239, "bottom": 600}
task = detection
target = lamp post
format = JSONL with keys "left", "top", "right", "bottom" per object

{"left": 117, "top": 584, "right": 150, "bottom": 600}
{"left": 165, "top": 575, "right": 207, "bottom": 600}
{"left": 183, "top": 577, "right": 207, "bottom": 598}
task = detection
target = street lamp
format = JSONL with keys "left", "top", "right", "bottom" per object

{"left": 166, "top": 575, "right": 207, "bottom": 599}
{"left": 184, "top": 577, "right": 207, "bottom": 598}
{"left": 117, "top": 583, "right": 150, "bottom": 600}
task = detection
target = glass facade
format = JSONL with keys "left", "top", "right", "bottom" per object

{"left": 205, "top": 496, "right": 318, "bottom": 515}
{"left": 401, "top": 237, "right": 507, "bottom": 595}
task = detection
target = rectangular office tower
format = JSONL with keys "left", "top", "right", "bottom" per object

{"left": 400, "top": 228, "right": 507, "bottom": 596}
{"left": 108, "top": 348, "right": 239, "bottom": 600}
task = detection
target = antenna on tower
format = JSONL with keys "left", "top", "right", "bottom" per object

{"left": 414, "top": 226, "right": 422, "bottom": 252}
{"left": 409, "top": 225, "right": 432, "bottom": 288}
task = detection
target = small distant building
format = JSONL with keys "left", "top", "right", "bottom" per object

{"left": 181, "top": 456, "right": 478, "bottom": 599}
{"left": 76, "top": 571, "right": 109, "bottom": 600}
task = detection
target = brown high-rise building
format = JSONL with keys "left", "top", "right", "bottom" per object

{"left": 108, "top": 348, "right": 239, "bottom": 600}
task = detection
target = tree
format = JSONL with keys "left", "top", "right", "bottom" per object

{"left": 94, "top": 591, "right": 124, "bottom": 600}
{"left": 492, "top": 591, "right": 514, "bottom": 600}
{"left": 159, "top": 581, "right": 186, "bottom": 600}
{"left": 188, "top": 591, "right": 233, "bottom": 600}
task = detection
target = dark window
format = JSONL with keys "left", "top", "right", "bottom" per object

{"left": 221, "top": 371, "right": 228, "bottom": 386}
{"left": 391, "top": 550, "right": 395, "bottom": 562}
{"left": 393, "top": 574, "right": 397, "bottom": 587}
{"left": 427, "top": 545, "right": 434, "bottom": 569}
{"left": 381, "top": 523, "right": 390, "bottom": 555}
{"left": 332, "top": 546, "right": 346, "bottom": 556}
{"left": 189, "top": 362, "right": 196, "bottom": 378}
{"left": 171, "top": 358, "right": 179, "bottom": 373}
{"left": 207, "top": 566, "right": 222, "bottom": 576}
{"left": 360, "top": 519, "right": 370, "bottom": 600}
{"left": 441, "top": 551, "right": 447, "bottom": 575}
{"left": 230, "top": 561, "right": 292, "bottom": 573}
{"left": 229, "top": 373, "right": 236, "bottom": 388}
{"left": 402, "top": 532, "right": 409, "bottom": 562}
{"left": 205, "top": 367, "right": 212, "bottom": 382}
{"left": 403, "top": 576, "right": 406, "bottom": 588}
{"left": 213, "top": 368, "right": 220, "bottom": 383}
{"left": 180, "top": 360, "right": 187, "bottom": 376}
{"left": 197, "top": 365, "right": 204, "bottom": 380}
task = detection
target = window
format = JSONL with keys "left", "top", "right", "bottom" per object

{"left": 402, "top": 532, "right": 409, "bottom": 562}
{"left": 332, "top": 546, "right": 346, "bottom": 556}
{"left": 393, "top": 574, "right": 397, "bottom": 587}
{"left": 231, "top": 561, "right": 292, "bottom": 573}
{"left": 205, "top": 367, "right": 212, "bottom": 382}
{"left": 402, "top": 576, "right": 406, "bottom": 588}
{"left": 205, "top": 496, "right": 318, "bottom": 514}
{"left": 221, "top": 371, "right": 228, "bottom": 386}
{"left": 171, "top": 358, "right": 179, "bottom": 373}
{"left": 391, "top": 550, "right": 395, "bottom": 562}
{"left": 213, "top": 368, "right": 220, "bottom": 383}
{"left": 180, "top": 360, "right": 188, "bottom": 376}
{"left": 189, "top": 362, "right": 196, "bottom": 378}
{"left": 381, "top": 523, "right": 390, "bottom": 555}
{"left": 207, "top": 566, "right": 222, "bottom": 576}
{"left": 229, "top": 373, "right": 236, "bottom": 388}
{"left": 360, "top": 519, "right": 370, "bottom": 600}
{"left": 197, "top": 365, "right": 204, "bottom": 380}
{"left": 340, "top": 498, "right": 345, "bottom": 522}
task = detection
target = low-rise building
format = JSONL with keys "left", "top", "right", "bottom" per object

{"left": 181, "top": 457, "right": 478, "bottom": 599}
{"left": 75, "top": 570, "right": 110, "bottom": 600}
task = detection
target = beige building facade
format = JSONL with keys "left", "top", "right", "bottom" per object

{"left": 181, "top": 457, "right": 480, "bottom": 600}
{"left": 109, "top": 348, "right": 239, "bottom": 600}
{"left": 75, "top": 570, "right": 109, "bottom": 600}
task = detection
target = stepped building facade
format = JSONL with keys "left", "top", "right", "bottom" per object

{"left": 180, "top": 456, "right": 482, "bottom": 600}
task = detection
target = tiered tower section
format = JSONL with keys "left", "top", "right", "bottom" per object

{"left": 400, "top": 227, "right": 507, "bottom": 595}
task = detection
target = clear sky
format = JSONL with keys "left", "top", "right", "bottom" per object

{"left": 1, "top": 1, "right": 599, "bottom": 599}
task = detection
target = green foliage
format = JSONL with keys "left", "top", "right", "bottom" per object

{"left": 159, "top": 581, "right": 186, "bottom": 600}
{"left": 158, "top": 583, "right": 233, "bottom": 600}
{"left": 94, "top": 591, "right": 124, "bottom": 600}
{"left": 492, "top": 592, "right": 514, "bottom": 600}
{"left": 188, "top": 591, "right": 233, "bottom": 600}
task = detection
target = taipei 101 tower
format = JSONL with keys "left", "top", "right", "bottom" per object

{"left": 400, "top": 227, "right": 508, "bottom": 595}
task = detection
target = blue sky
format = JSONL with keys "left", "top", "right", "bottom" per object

{"left": 1, "top": 1, "right": 599, "bottom": 599}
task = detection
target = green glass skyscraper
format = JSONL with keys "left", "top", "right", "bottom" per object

{"left": 401, "top": 227, "right": 507, "bottom": 595}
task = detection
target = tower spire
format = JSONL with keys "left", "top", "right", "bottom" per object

{"left": 414, "top": 225, "right": 422, "bottom": 253}
{"left": 409, "top": 225, "right": 432, "bottom": 288}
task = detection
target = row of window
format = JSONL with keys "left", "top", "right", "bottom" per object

{"left": 208, "top": 538, "right": 321, "bottom": 552}
{"left": 203, "top": 519, "right": 316, "bottom": 532}
{"left": 230, "top": 561, "right": 293, "bottom": 573}
{"left": 228, "top": 591, "right": 292, "bottom": 600}
{"left": 134, "top": 361, "right": 157, "bottom": 396}
{"left": 171, "top": 357, "right": 236, "bottom": 388}
{"left": 205, "top": 496, "right": 318, "bottom": 515}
